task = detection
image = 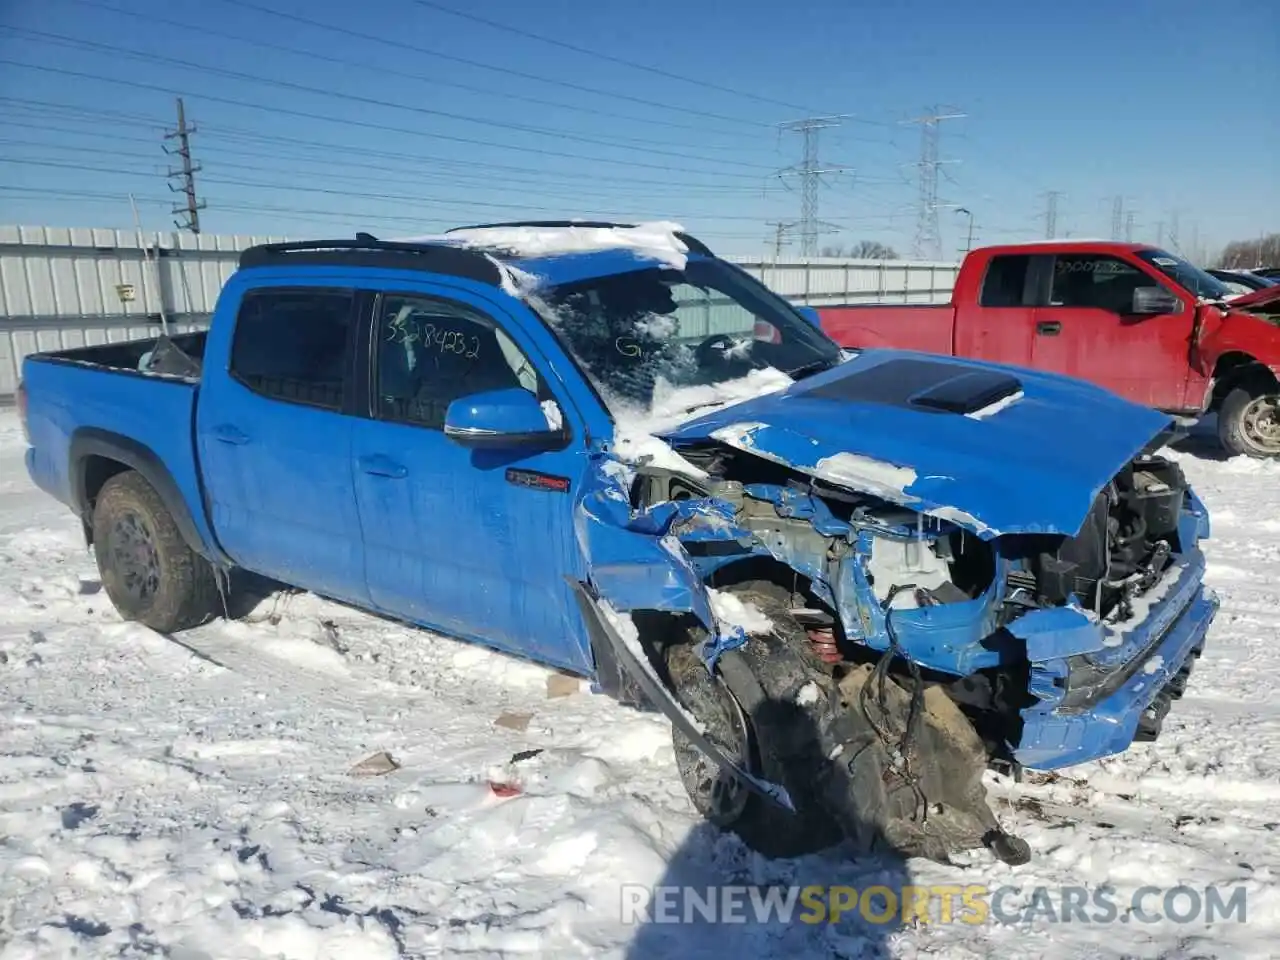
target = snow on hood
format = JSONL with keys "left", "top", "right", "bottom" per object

{"left": 410, "top": 222, "right": 693, "bottom": 271}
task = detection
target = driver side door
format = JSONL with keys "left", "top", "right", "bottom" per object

{"left": 1030, "top": 253, "right": 1193, "bottom": 410}
{"left": 350, "top": 285, "right": 595, "bottom": 673}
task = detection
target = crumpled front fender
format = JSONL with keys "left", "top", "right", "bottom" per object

{"left": 573, "top": 460, "right": 743, "bottom": 641}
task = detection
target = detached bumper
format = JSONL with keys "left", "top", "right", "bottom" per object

{"left": 1013, "top": 555, "right": 1219, "bottom": 770}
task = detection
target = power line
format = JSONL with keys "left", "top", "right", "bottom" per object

{"left": 0, "top": 185, "right": 804, "bottom": 241}
{"left": 0, "top": 137, "right": 780, "bottom": 206}
{"left": 777, "top": 116, "right": 849, "bottom": 257}
{"left": 0, "top": 156, "right": 846, "bottom": 224}
{"left": 0, "top": 109, "right": 767, "bottom": 193}
{"left": 164, "top": 97, "right": 205, "bottom": 233}
{"left": 402, "top": 0, "right": 824, "bottom": 115}
{"left": 903, "top": 107, "right": 965, "bottom": 260}
{"left": 49, "top": 0, "right": 763, "bottom": 144}
{"left": 0, "top": 27, "right": 777, "bottom": 170}
{"left": 212, "top": 0, "right": 772, "bottom": 129}
{"left": 0, "top": 59, "right": 782, "bottom": 181}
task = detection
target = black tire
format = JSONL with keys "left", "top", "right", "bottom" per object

{"left": 92, "top": 470, "right": 220, "bottom": 633}
{"left": 1218, "top": 386, "right": 1280, "bottom": 459}
{"left": 666, "top": 583, "right": 842, "bottom": 859}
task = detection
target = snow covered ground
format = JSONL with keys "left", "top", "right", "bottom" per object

{"left": 1, "top": 409, "right": 1277, "bottom": 959}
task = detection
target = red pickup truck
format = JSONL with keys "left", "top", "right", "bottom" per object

{"left": 819, "top": 242, "right": 1280, "bottom": 458}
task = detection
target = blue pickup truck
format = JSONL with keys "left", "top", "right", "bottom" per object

{"left": 19, "top": 222, "right": 1219, "bottom": 865}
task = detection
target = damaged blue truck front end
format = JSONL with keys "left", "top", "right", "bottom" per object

{"left": 577, "top": 349, "right": 1218, "bottom": 782}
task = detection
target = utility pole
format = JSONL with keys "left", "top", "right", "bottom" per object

{"left": 902, "top": 107, "right": 965, "bottom": 261}
{"left": 164, "top": 97, "right": 205, "bottom": 234}
{"left": 1110, "top": 196, "right": 1124, "bottom": 241}
{"left": 955, "top": 207, "right": 974, "bottom": 255}
{"left": 765, "top": 220, "right": 796, "bottom": 259}
{"left": 1042, "top": 190, "right": 1063, "bottom": 239}
{"left": 776, "top": 116, "right": 848, "bottom": 258}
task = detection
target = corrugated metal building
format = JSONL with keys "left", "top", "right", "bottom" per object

{"left": 0, "top": 225, "right": 959, "bottom": 397}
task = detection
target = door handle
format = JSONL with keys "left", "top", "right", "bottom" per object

{"left": 212, "top": 424, "right": 249, "bottom": 445}
{"left": 358, "top": 455, "right": 408, "bottom": 479}
{"left": 1036, "top": 321, "right": 1062, "bottom": 336}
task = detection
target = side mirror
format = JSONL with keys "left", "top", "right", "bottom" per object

{"left": 444, "top": 388, "right": 568, "bottom": 450}
{"left": 795, "top": 305, "right": 822, "bottom": 328}
{"left": 1130, "top": 286, "right": 1182, "bottom": 316}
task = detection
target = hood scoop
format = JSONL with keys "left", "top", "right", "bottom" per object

{"left": 806, "top": 357, "right": 1022, "bottom": 416}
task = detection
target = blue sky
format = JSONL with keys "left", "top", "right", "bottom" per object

{"left": 0, "top": 0, "right": 1275, "bottom": 259}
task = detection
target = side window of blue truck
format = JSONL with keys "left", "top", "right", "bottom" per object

{"left": 229, "top": 288, "right": 356, "bottom": 411}
{"left": 375, "top": 293, "right": 541, "bottom": 429}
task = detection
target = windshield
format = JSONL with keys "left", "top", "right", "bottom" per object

{"left": 529, "top": 258, "right": 841, "bottom": 418}
{"left": 1136, "top": 248, "right": 1235, "bottom": 301}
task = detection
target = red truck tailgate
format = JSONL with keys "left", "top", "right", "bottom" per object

{"left": 818, "top": 303, "right": 955, "bottom": 355}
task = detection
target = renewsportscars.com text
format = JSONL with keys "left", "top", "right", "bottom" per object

{"left": 620, "top": 883, "right": 1249, "bottom": 926}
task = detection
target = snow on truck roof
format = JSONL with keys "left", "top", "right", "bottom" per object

{"left": 395, "top": 221, "right": 708, "bottom": 284}
{"left": 238, "top": 222, "right": 716, "bottom": 291}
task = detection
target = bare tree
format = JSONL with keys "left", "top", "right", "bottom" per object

{"left": 1216, "top": 233, "right": 1280, "bottom": 269}
{"left": 819, "top": 241, "right": 900, "bottom": 260}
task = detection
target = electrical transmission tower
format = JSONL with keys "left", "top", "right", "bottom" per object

{"left": 776, "top": 116, "right": 848, "bottom": 257}
{"left": 765, "top": 220, "right": 797, "bottom": 259}
{"left": 1042, "top": 190, "right": 1064, "bottom": 239}
{"left": 903, "top": 107, "right": 965, "bottom": 261}
{"left": 164, "top": 97, "right": 205, "bottom": 234}
{"left": 1124, "top": 209, "right": 1136, "bottom": 243}
{"left": 1110, "top": 196, "right": 1124, "bottom": 241}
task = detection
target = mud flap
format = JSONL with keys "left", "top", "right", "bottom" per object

{"left": 571, "top": 579, "right": 795, "bottom": 813}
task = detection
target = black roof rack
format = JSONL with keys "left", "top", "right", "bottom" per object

{"left": 237, "top": 233, "right": 503, "bottom": 285}
{"left": 444, "top": 220, "right": 715, "bottom": 257}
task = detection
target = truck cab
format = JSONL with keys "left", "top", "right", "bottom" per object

{"left": 821, "top": 241, "right": 1280, "bottom": 457}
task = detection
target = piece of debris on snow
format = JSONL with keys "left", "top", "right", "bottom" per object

{"left": 494, "top": 711, "right": 533, "bottom": 732}
{"left": 349, "top": 751, "right": 400, "bottom": 777}
{"left": 488, "top": 781, "right": 523, "bottom": 799}
{"left": 707, "top": 587, "right": 773, "bottom": 636}
{"left": 546, "top": 673, "right": 584, "bottom": 699}
{"left": 510, "top": 748, "right": 544, "bottom": 764}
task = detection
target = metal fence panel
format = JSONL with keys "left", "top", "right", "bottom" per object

{"left": 0, "top": 227, "right": 958, "bottom": 397}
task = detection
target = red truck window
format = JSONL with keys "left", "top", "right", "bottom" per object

{"left": 980, "top": 255, "right": 1033, "bottom": 307}
{"left": 1049, "top": 255, "right": 1154, "bottom": 312}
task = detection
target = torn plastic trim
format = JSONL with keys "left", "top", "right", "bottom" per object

{"left": 571, "top": 579, "right": 795, "bottom": 812}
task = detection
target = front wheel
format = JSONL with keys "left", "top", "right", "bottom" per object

{"left": 1218, "top": 386, "right": 1280, "bottom": 459}
{"left": 92, "top": 470, "right": 220, "bottom": 633}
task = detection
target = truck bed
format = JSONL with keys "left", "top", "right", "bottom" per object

{"left": 33, "top": 331, "right": 208, "bottom": 381}
{"left": 817, "top": 303, "right": 956, "bottom": 355}
{"left": 20, "top": 332, "right": 209, "bottom": 540}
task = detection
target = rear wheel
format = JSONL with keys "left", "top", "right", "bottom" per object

{"left": 1218, "top": 386, "right": 1280, "bottom": 458}
{"left": 92, "top": 470, "right": 220, "bottom": 633}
